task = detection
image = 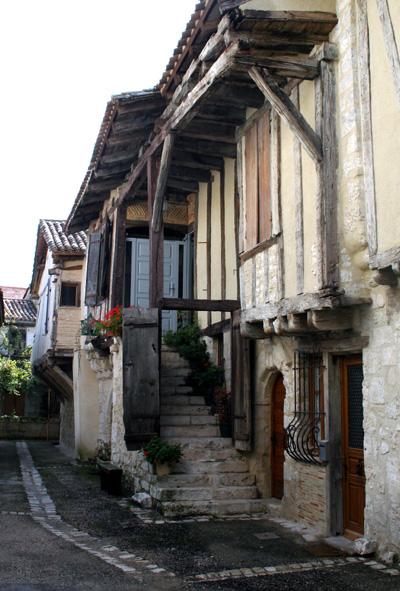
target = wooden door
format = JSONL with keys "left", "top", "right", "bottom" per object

{"left": 341, "top": 357, "right": 365, "bottom": 538}
{"left": 123, "top": 308, "right": 159, "bottom": 450}
{"left": 271, "top": 374, "right": 285, "bottom": 499}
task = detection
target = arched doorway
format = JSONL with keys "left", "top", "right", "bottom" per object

{"left": 271, "top": 374, "right": 285, "bottom": 499}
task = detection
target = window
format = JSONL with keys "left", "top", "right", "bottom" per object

{"left": 285, "top": 351, "right": 325, "bottom": 465}
{"left": 244, "top": 112, "right": 271, "bottom": 249}
{"left": 85, "top": 219, "right": 112, "bottom": 307}
{"left": 60, "top": 283, "right": 80, "bottom": 307}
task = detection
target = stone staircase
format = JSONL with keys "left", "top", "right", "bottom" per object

{"left": 149, "top": 347, "right": 268, "bottom": 517}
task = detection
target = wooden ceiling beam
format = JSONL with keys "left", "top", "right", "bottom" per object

{"left": 172, "top": 150, "right": 224, "bottom": 170}
{"left": 169, "top": 165, "right": 211, "bottom": 183}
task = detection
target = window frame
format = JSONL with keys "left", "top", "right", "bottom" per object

{"left": 60, "top": 282, "right": 81, "bottom": 308}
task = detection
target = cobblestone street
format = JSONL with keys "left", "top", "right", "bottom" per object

{"left": 0, "top": 441, "right": 398, "bottom": 590}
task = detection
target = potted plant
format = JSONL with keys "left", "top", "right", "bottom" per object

{"left": 143, "top": 436, "right": 183, "bottom": 476}
{"left": 214, "top": 387, "right": 232, "bottom": 438}
{"left": 81, "top": 306, "right": 123, "bottom": 351}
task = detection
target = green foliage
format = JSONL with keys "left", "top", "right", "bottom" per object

{"left": 0, "top": 357, "right": 34, "bottom": 398}
{"left": 164, "top": 323, "right": 224, "bottom": 396}
{"left": 0, "top": 325, "right": 31, "bottom": 359}
{"left": 143, "top": 437, "right": 182, "bottom": 466}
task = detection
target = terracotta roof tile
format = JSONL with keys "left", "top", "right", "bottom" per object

{"left": 4, "top": 299, "right": 37, "bottom": 324}
{"left": 40, "top": 220, "right": 87, "bottom": 255}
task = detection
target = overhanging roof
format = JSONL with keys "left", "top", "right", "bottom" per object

{"left": 66, "top": 90, "right": 165, "bottom": 233}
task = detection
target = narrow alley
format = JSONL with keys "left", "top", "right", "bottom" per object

{"left": 0, "top": 441, "right": 398, "bottom": 590}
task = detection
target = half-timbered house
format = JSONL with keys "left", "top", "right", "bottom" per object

{"left": 66, "top": 0, "right": 400, "bottom": 559}
{"left": 30, "top": 219, "right": 86, "bottom": 453}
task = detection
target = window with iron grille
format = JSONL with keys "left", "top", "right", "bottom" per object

{"left": 285, "top": 351, "right": 325, "bottom": 465}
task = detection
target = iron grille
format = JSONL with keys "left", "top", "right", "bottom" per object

{"left": 285, "top": 350, "right": 325, "bottom": 465}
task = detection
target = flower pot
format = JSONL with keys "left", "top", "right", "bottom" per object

{"left": 91, "top": 335, "right": 113, "bottom": 352}
{"left": 155, "top": 462, "right": 172, "bottom": 477}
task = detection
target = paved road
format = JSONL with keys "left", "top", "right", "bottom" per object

{"left": 0, "top": 441, "right": 399, "bottom": 590}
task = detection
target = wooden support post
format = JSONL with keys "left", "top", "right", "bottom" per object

{"left": 207, "top": 180, "right": 212, "bottom": 326}
{"left": 110, "top": 202, "right": 127, "bottom": 308}
{"left": 151, "top": 133, "right": 175, "bottom": 233}
{"left": 249, "top": 66, "right": 323, "bottom": 163}
{"left": 357, "top": 0, "right": 377, "bottom": 258}
{"left": 292, "top": 86, "right": 304, "bottom": 295}
{"left": 315, "top": 57, "right": 339, "bottom": 290}
{"left": 148, "top": 157, "right": 163, "bottom": 309}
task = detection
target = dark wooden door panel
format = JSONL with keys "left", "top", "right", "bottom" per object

{"left": 341, "top": 357, "right": 365, "bottom": 537}
{"left": 271, "top": 374, "right": 285, "bottom": 500}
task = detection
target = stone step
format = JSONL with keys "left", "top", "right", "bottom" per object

{"left": 160, "top": 425, "right": 220, "bottom": 438}
{"left": 172, "top": 459, "right": 249, "bottom": 475}
{"left": 160, "top": 498, "right": 269, "bottom": 518}
{"left": 161, "top": 386, "right": 194, "bottom": 396}
{"left": 160, "top": 404, "right": 210, "bottom": 416}
{"left": 151, "top": 485, "right": 259, "bottom": 503}
{"left": 181, "top": 446, "right": 240, "bottom": 462}
{"left": 161, "top": 367, "right": 192, "bottom": 378}
{"left": 157, "top": 471, "right": 256, "bottom": 488}
{"left": 161, "top": 395, "right": 205, "bottom": 406}
{"left": 160, "top": 415, "right": 218, "bottom": 427}
{"left": 162, "top": 376, "right": 189, "bottom": 388}
{"left": 164, "top": 437, "right": 233, "bottom": 449}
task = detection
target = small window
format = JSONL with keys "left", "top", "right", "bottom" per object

{"left": 60, "top": 283, "right": 80, "bottom": 307}
{"left": 285, "top": 351, "right": 325, "bottom": 465}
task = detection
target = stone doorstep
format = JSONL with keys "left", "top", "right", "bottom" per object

{"left": 160, "top": 498, "right": 269, "bottom": 518}
{"left": 156, "top": 472, "right": 256, "bottom": 488}
{"left": 160, "top": 425, "right": 220, "bottom": 438}
{"left": 160, "top": 404, "right": 211, "bottom": 416}
{"left": 151, "top": 485, "right": 259, "bottom": 502}
{"left": 161, "top": 376, "right": 190, "bottom": 388}
{"left": 172, "top": 459, "right": 249, "bottom": 475}
{"left": 161, "top": 386, "right": 194, "bottom": 395}
{"left": 161, "top": 395, "right": 203, "bottom": 406}
{"left": 180, "top": 447, "right": 240, "bottom": 462}
{"left": 160, "top": 415, "right": 218, "bottom": 427}
{"left": 161, "top": 368, "right": 192, "bottom": 378}
{"left": 163, "top": 437, "right": 233, "bottom": 449}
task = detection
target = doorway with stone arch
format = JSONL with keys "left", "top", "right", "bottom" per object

{"left": 271, "top": 373, "right": 285, "bottom": 500}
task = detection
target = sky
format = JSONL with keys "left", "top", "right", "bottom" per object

{"left": 0, "top": 0, "right": 192, "bottom": 288}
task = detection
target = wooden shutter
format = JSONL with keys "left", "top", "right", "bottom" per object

{"left": 245, "top": 123, "right": 259, "bottom": 249}
{"left": 257, "top": 112, "right": 271, "bottom": 241}
{"left": 231, "top": 310, "right": 252, "bottom": 451}
{"left": 123, "top": 307, "right": 160, "bottom": 450}
{"left": 99, "top": 218, "right": 112, "bottom": 300}
{"left": 85, "top": 231, "right": 101, "bottom": 306}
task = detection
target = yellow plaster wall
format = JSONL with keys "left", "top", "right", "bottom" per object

{"left": 368, "top": 1, "right": 400, "bottom": 253}
{"left": 280, "top": 120, "right": 297, "bottom": 298}
{"left": 299, "top": 81, "right": 318, "bottom": 294}
{"left": 56, "top": 267, "right": 83, "bottom": 350}
{"left": 245, "top": 0, "right": 335, "bottom": 11}
{"left": 224, "top": 158, "right": 238, "bottom": 299}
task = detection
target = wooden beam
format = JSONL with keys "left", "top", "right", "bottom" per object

{"left": 237, "top": 52, "right": 320, "bottom": 80}
{"left": 315, "top": 58, "right": 339, "bottom": 290}
{"left": 151, "top": 133, "right": 175, "bottom": 233}
{"left": 292, "top": 86, "right": 304, "bottom": 295}
{"left": 376, "top": 0, "right": 400, "bottom": 105}
{"left": 224, "top": 29, "right": 327, "bottom": 50}
{"left": 220, "top": 162, "right": 226, "bottom": 320}
{"left": 207, "top": 180, "right": 212, "bottom": 326}
{"left": 239, "top": 235, "right": 280, "bottom": 263}
{"left": 357, "top": 0, "right": 377, "bottom": 258}
{"left": 158, "top": 298, "right": 240, "bottom": 312}
{"left": 148, "top": 156, "right": 163, "bottom": 308}
{"left": 248, "top": 66, "right": 323, "bottom": 163}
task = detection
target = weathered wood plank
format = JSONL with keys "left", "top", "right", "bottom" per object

{"left": 315, "top": 59, "right": 339, "bottom": 290}
{"left": 239, "top": 234, "right": 279, "bottom": 263}
{"left": 110, "top": 205, "right": 126, "bottom": 308}
{"left": 236, "top": 137, "right": 245, "bottom": 254}
{"left": 123, "top": 308, "right": 159, "bottom": 450}
{"left": 148, "top": 157, "right": 163, "bottom": 309}
{"left": 158, "top": 298, "right": 240, "bottom": 312}
{"left": 257, "top": 111, "right": 272, "bottom": 241}
{"left": 151, "top": 133, "right": 175, "bottom": 233}
{"left": 357, "top": 0, "right": 377, "bottom": 257}
{"left": 270, "top": 109, "right": 281, "bottom": 236}
{"left": 376, "top": 0, "right": 400, "bottom": 105}
{"left": 245, "top": 122, "right": 259, "bottom": 249}
{"left": 207, "top": 181, "right": 212, "bottom": 326}
{"left": 292, "top": 87, "right": 304, "bottom": 295}
{"left": 249, "top": 66, "right": 323, "bottom": 163}
{"left": 220, "top": 162, "right": 226, "bottom": 320}
{"left": 237, "top": 52, "right": 320, "bottom": 80}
